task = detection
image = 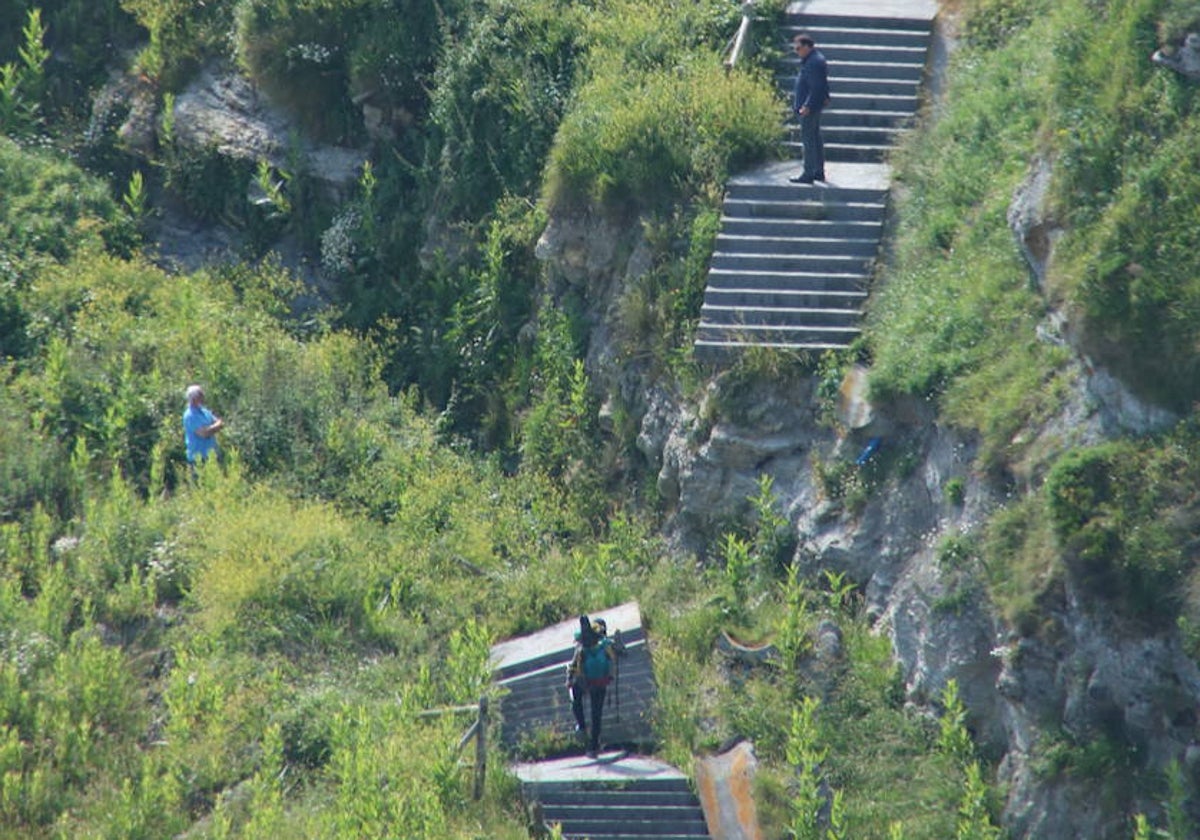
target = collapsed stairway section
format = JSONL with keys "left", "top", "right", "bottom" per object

{"left": 490, "top": 603, "right": 713, "bottom": 839}
{"left": 490, "top": 602, "right": 657, "bottom": 755}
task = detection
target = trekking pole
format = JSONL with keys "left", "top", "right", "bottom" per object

{"left": 613, "top": 629, "right": 621, "bottom": 722}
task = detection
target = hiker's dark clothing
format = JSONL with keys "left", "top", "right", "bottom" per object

{"left": 567, "top": 637, "right": 615, "bottom": 754}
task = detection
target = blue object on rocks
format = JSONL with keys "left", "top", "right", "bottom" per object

{"left": 855, "top": 437, "right": 882, "bottom": 466}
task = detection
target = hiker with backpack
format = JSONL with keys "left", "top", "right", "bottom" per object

{"left": 566, "top": 616, "right": 619, "bottom": 758}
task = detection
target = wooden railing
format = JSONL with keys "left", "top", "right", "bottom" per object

{"left": 417, "top": 696, "right": 490, "bottom": 800}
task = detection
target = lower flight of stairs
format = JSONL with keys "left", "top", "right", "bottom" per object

{"left": 525, "top": 777, "right": 710, "bottom": 840}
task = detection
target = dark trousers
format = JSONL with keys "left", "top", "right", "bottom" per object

{"left": 571, "top": 682, "right": 607, "bottom": 752}
{"left": 800, "top": 111, "right": 825, "bottom": 178}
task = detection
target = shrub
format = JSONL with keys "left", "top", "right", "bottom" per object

{"left": 546, "top": 58, "right": 779, "bottom": 211}
{"left": 120, "top": 0, "right": 235, "bottom": 85}
{"left": 428, "top": 0, "right": 579, "bottom": 220}
{"left": 233, "top": 0, "right": 362, "bottom": 141}
{"left": 0, "top": 137, "right": 118, "bottom": 271}
{"left": 1044, "top": 439, "right": 1196, "bottom": 621}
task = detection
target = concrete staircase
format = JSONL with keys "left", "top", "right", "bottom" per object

{"left": 780, "top": 9, "right": 934, "bottom": 163}
{"left": 521, "top": 772, "right": 710, "bottom": 840}
{"left": 694, "top": 0, "right": 938, "bottom": 360}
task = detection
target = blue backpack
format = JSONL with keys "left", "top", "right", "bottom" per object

{"left": 582, "top": 639, "right": 612, "bottom": 683}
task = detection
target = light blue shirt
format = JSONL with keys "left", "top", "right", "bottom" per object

{"left": 183, "top": 405, "right": 218, "bottom": 463}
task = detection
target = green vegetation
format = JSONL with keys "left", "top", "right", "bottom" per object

{"left": 875, "top": 0, "right": 1200, "bottom": 610}
{"left": 4, "top": 0, "right": 1200, "bottom": 836}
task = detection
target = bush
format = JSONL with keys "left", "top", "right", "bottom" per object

{"left": 121, "top": 0, "right": 235, "bottom": 85}
{"left": 1043, "top": 438, "right": 1196, "bottom": 621}
{"left": 428, "top": 0, "right": 579, "bottom": 220}
{"left": 0, "top": 137, "right": 118, "bottom": 272}
{"left": 542, "top": 0, "right": 777, "bottom": 211}
{"left": 234, "top": 0, "right": 362, "bottom": 141}
{"left": 546, "top": 58, "right": 779, "bottom": 211}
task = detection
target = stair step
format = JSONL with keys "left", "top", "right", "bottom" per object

{"left": 780, "top": 23, "right": 933, "bottom": 48}
{"left": 700, "top": 304, "right": 862, "bottom": 328}
{"left": 705, "top": 269, "right": 868, "bottom": 292}
{"left": 541, "top": 815, "right": 710, "bottom": 837}
{"left": 828, "top": 92, "right": 920, "bottom": 111}
{"left": 785, "top": 12, "right": 934, "bottom": 33}
{"left": 535, "top": 790, "right": 700, "bottom": 808}
{"left": 703, "top": 288, "right": 867, "bottom": 308}
{"left": 721, "top": 197, "right": 885, "bottom": 222}
{"left": 777, "top": 56, "right": 926, "bottom": 85}
{"left": 821, "top": 108, "right": 911, "bottom": 128}
{"left": 695, "top": 322, "right": 862, "bottom": 345}
{"left": 781, "top": 56, "right": 926, "bottom": 83}
{"left": 714, "top": 233, "right": 878, "bottom": 257}
{"left": 710, "top": 252, "right": 873, "bottom": 274}
{"left": 718, "top": 217, "right": 882, "bottom": 237}
{"left": 786, "top": 123, "right": 903, "bottom": 147}
{"left": 781, "top": 140, "right": 891, "bottom": 163}
{"left": 724, "top": 181, "right": 888, "bottom": 203}
{"left": 815, "top": 75, "right": 922, "bottom": 97}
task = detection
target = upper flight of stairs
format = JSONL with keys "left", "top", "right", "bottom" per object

{"left": 695, "top": 0, "right": 937, "bottom": 360}
{"left": 780, "top": 10, "right": 934, "bottom": 163}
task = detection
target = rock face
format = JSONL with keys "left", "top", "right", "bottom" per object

{"left": 533, "top": 164, "right": 1199, "bottom": 838}
{"left": 171, "top": 66, "right": 366, "bottom": 198}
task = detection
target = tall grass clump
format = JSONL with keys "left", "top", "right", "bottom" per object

{"left": 429, "top": 0, "right": 581, "bottom": 221}
{"left": 544, "top": 0, "right": 779, "bottom": 212}
{"left": 1038, "top": 0, "right": 1200, "bottom": 410}
{"left": 867, "top": 4, "right": 1072, "bottom": 464}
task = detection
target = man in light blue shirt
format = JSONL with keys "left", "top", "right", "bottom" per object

{"left": 183, "top": 384, "right": 225, "bottom": 464}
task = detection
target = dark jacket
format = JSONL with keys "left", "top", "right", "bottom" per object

{"left": 793, "top": 48, "right": 830, "bottom": 113}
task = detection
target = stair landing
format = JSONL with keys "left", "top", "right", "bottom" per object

{"left": 732, "top": 159, "right": 891, "bottom": 193}
{"left": 788, "top": 0, "right": 938, "bottom": 17}
{"left": 511, "top": 752, "right": 689, "bottom": 786}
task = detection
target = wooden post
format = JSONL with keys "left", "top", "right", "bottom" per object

{"left": 473, "top": 696, "right": 488, "bottom": 800}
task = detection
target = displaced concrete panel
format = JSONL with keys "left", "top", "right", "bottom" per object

{"left": 490, "top": 602, "right": 643, "bottom": 675}
{"left": 490, "top": 602, "right": 657, "bottom": 751}
{"left": 695, "top": 741, "right": 763, "bottom": 840}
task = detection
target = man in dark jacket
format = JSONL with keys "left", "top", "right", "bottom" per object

{"left": 790, "top": 32, "right": 830, "bottom": 184}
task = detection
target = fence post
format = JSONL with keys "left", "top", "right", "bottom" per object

{"left": 473, "top": 695, "right": 488, "bottom": 800}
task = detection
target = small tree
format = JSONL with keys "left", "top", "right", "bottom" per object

{"left": 0, "top": 8, "right": 49, "bottom": 136}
